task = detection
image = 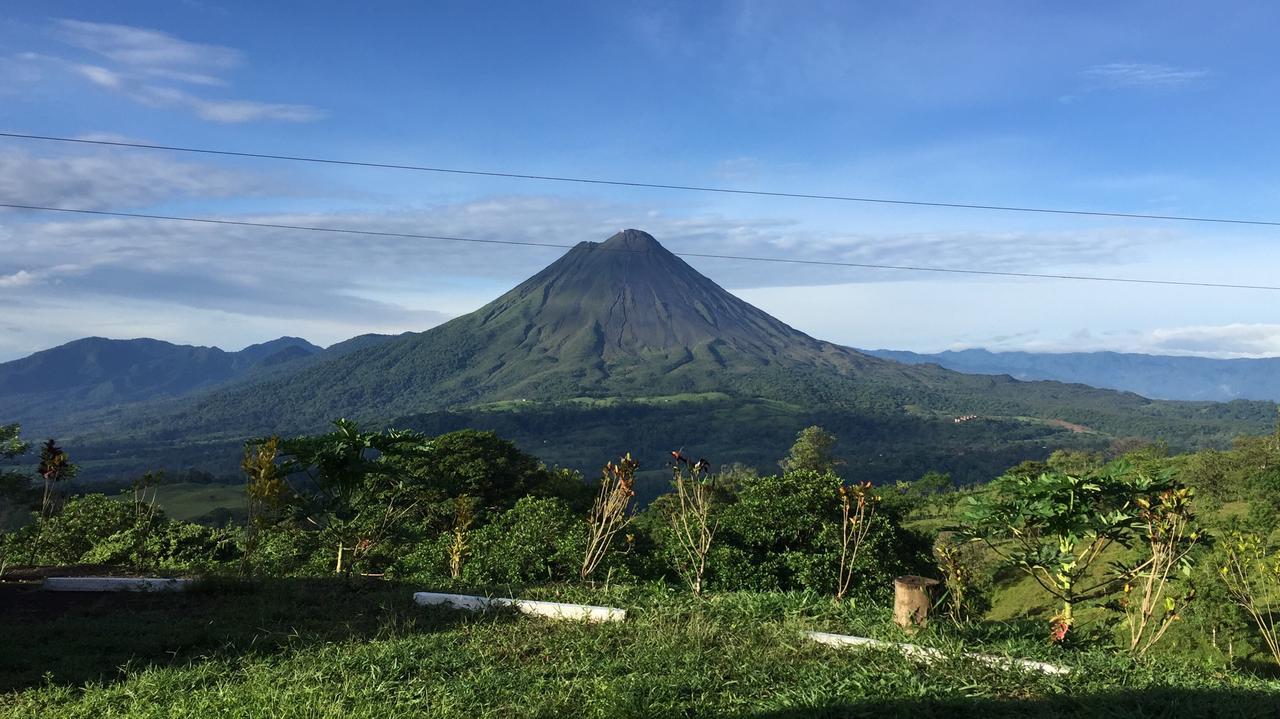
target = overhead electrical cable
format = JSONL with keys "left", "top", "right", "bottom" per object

{"left": 1, "top": 131, "right": 1278, "bottom": 228}
{"left": 2, "top": 201, "right": 1277, "bottom": 291}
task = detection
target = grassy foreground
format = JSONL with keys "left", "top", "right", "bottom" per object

{"left": 2, "top": 579, "right": 1278, "bottom": 718}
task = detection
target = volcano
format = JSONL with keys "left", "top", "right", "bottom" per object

{"left": 53, "top": 229, "right": 1276, "bottom": 479}
{"left": 140, "top": 229, "right": 926, "bottom": 435}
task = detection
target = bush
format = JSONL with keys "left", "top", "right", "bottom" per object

{"left": 7, "top": 494, "right": 136, "bottom": 565}
{"left": 244, "top": 524, "right": 330, "bottom": 577}
{"left": 701, "top": 471, "right": 925, "bottom": 597}
{"left": 462, "top": 497, "right": 586, "bottom": 585}
{"left": 80, "top": 521, "right": 237, "bottom": 571}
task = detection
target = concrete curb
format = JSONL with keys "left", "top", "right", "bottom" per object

{"left": 413, "top": 591, "right": 626, "bottom": 623}
{"left": 804, "top": 630, "right": 1070, "bottom": 675}
{"left": 43, "top": 577, "right": 194, "bottom": 592}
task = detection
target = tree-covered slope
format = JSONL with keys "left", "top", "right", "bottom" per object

{"left": 0, "top": 336, "right": 322, "bottom": 428}
{"left": 53, "top": 230, "right": 1274, "bottom": 455}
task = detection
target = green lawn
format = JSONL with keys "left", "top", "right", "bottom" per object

{"left": 109, "top": 482, "right": 244, "bottom": 523}
{"left": 3, "top": 579, "right": 1277, "bottom": 718}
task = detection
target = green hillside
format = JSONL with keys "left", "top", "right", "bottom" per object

{"left": 32, "top": 230, "right": 1277, "bottom": 483}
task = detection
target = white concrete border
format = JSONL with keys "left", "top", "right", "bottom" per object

{"left": 804, "top": 631, "right": 1069, "bottom": 675}
{"left": 413, "top": 591, "right": 625, "bottom": 623}
{"left": 43, "top": 577, "right": 194, "bottom": 592}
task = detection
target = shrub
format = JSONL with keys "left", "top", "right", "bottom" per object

{"left": 957, "top": 465, "right": 1146, "bottom": 637}
{"left": 709, "top": 471, "right": 922, "bottom": 597}
{"left": 1218, "top": 532, "right": 1280, "bottom": 668}
{"left": 16, "top": 494, "right": 135, "bottom": 565}
{"left": 80, "top": 521, "right": 237, "bottom": 571}
{"left": 666, "top": 452, "right": 716, "bottom": 595}
{"left": 933, "top": 531, "right": 992, "bottom": 624}
{"left": 245, "top": 524, "right": 329, "bottom": 577}
{"left": 580, "top": 455, "right": 638, "bottom": 580}
{"left": 464, "top": 497, "right": 586, "bottom": 585}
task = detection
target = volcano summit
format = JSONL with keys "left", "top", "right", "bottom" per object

{"left": 21, "top": 229, "right": 1277, "bottom": 480}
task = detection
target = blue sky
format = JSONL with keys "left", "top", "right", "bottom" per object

{"left": 1, "top": 1, "right": 1279, "bottom": 361}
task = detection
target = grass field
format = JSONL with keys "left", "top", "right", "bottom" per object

{"left": 108, "top": 482, "right": 244, "bottom": 523}
{"left": 3, "top": 579, "right": 1277, "bottom": 718}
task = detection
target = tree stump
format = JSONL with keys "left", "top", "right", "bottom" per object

{"left": 893, "top": 575, "right": 940, "bottom": 631}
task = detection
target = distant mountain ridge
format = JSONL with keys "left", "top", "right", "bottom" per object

{"left": 865, "top": 348, "right": 1280, "bottom": 402}
{"left": 116, "top": 229, "right": 918, "bottom": 438}
{"left": 44, "top": 230, "right": 1275, "bottom": 441}
{"left": 0, "top": 335, "right": 323, "bottom": 428}
{"left": 3, "top": 230, "right": 1275, "bottom": 483}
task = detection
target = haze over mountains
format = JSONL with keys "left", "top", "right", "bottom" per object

{"left": 0, "top": 336, "right": 321, "bottom": 425}
{"left": 866, "top": 349, "right": 1280, "bottom": 403}
{"left": 3, "top": 230, "right": 1275, "bottom": 483}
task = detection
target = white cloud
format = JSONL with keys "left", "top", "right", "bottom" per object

{"left": 0, "top": 145, "right": 272, "bottom": 209}
{"left": 128, "top": 84, "right": 325, "bottom": 123}
{"left": 0, "top": 270, "right": 37, "bottom": 288}
{"left": 72, "top": 63, "right": 123, "bottom": 88}
{"left": 0, "top": 187, "right": 1171, "bottom": 359}
{"left": 56, "top": 19, "right": 241, "bottom": 72}
{"left": 1083, "top": 62, "right": 1208, "bottom": 90}
{"left": 958, "top": 323, "right": 1280, "bottom": 359}
{"left": 1146, "top": 324, "right": 1280, "bottom": 358}
{"left": 50, "top": 19, "right": 323, "bottom": 123}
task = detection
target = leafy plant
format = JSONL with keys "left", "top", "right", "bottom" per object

{"left": 1218, "top": 532, "right": 1280, "bottom": 667}
{"left": 241, "top": 437, "right": 286, "bottom": 575}
{"left": 1114, "top": 480, "right": 1199, "bottom": 657}
{"left": 957, "top": 466, "right": 1143, "bottom": 638}
{"left": 932, "top": 532, "right": 991, "bottom": 624}
{"left": 446, "top": 495, "right": 476, "bottom": 580}
{"left": 835, "top": 481, "right": 877, "bottom": 601}
{"left": 14, "top": 494, "right": 135, "bottom": 565}
{"left": 580, "top": 454, "right": 637, "bottom": 580}
{"left": 667, "top": 451, "right": 716, "bottom": 595}
{"left": 36, "top": 439, "right": 76, "bottom": 519}
{"left": 272, "top": 420, "right": 428, "bottom": 574}
{"left": 465, "top": 497, "right": 584, "bottom": 584}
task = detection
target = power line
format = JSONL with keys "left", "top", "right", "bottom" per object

{"left": 3, "top": 201, "right": 1278, "bottom": 291}
{"left": 2, "top": 131, "right": 1278, "bottom": 228}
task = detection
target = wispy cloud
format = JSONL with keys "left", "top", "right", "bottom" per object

{"left": 1145, "top": 323, "right": 1280, "bottom": 358}
{"left": 49, "top": 19, "right": 323, "bottom": 123}
{"left": 0, "top": 142, "right": 272, "bottom": 209}
{"left": 57, "top": 20, "right": 240, "bottom": 73}
{"left": 1082, "top": 62, "right": 1208, "bottom": 90}
{"left": 964, "top": 323, "right": 1280, "bottom": 359}
{"left": 0, "top": 269, "right": 39, "bottom": 288}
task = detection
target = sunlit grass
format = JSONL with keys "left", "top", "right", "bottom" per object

{"left": 3, "top": 579, "right": 1277, "bottom": 718}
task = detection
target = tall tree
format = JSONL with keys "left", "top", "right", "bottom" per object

{"left": 0, "top": 424, "right": 34, "bottom": 527}
{"left": 779, "top": 425, "right": 841, "bottom": 475}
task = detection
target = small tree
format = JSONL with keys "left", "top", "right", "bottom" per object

{"left": 580, "top": 454, "right": 637, "bottom": 580}
{"left": 0, "top": 424, "right": 34, "bottom": 537}
{"left": 1116, "top": 482, "right": 1199, "bottom": 657}
{"left": 780, "top": 426, "right": 840, "bottom": 474}
{"left": 933, "top": 532, "right": 990, "bottom": 624}
{"left": 835, "top": 481, "right": 877, "bottom": 601}
{"left": 1219, "top": 532, "right": 1280, "bottom": 668}
{"left": 241, "top": 437, "right": 287, "bottom": 575}
{"left": 37, "top": 439, "right": 76, "bottom": 518}
{"left": 669, "top": 451, "right": 716, "bottom": 595}
{"left": 447, "top": 495, "right": 476, "bottom": 580}
{"left": 274, "top": 420, "right": 426, "bottom": 575}
{"left": 957, "top": 466, "right": 1141, "bottom": 639}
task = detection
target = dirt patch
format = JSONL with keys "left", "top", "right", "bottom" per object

{"left": 1045, "top": 419, "right": 1093, "bottom": 433}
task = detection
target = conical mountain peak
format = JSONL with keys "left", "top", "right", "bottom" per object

{"left": 465, "top": 229, "right": 849, "bottom": 368}
{"left": 598, "top": 228, "right": 664, "bottom": 252}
